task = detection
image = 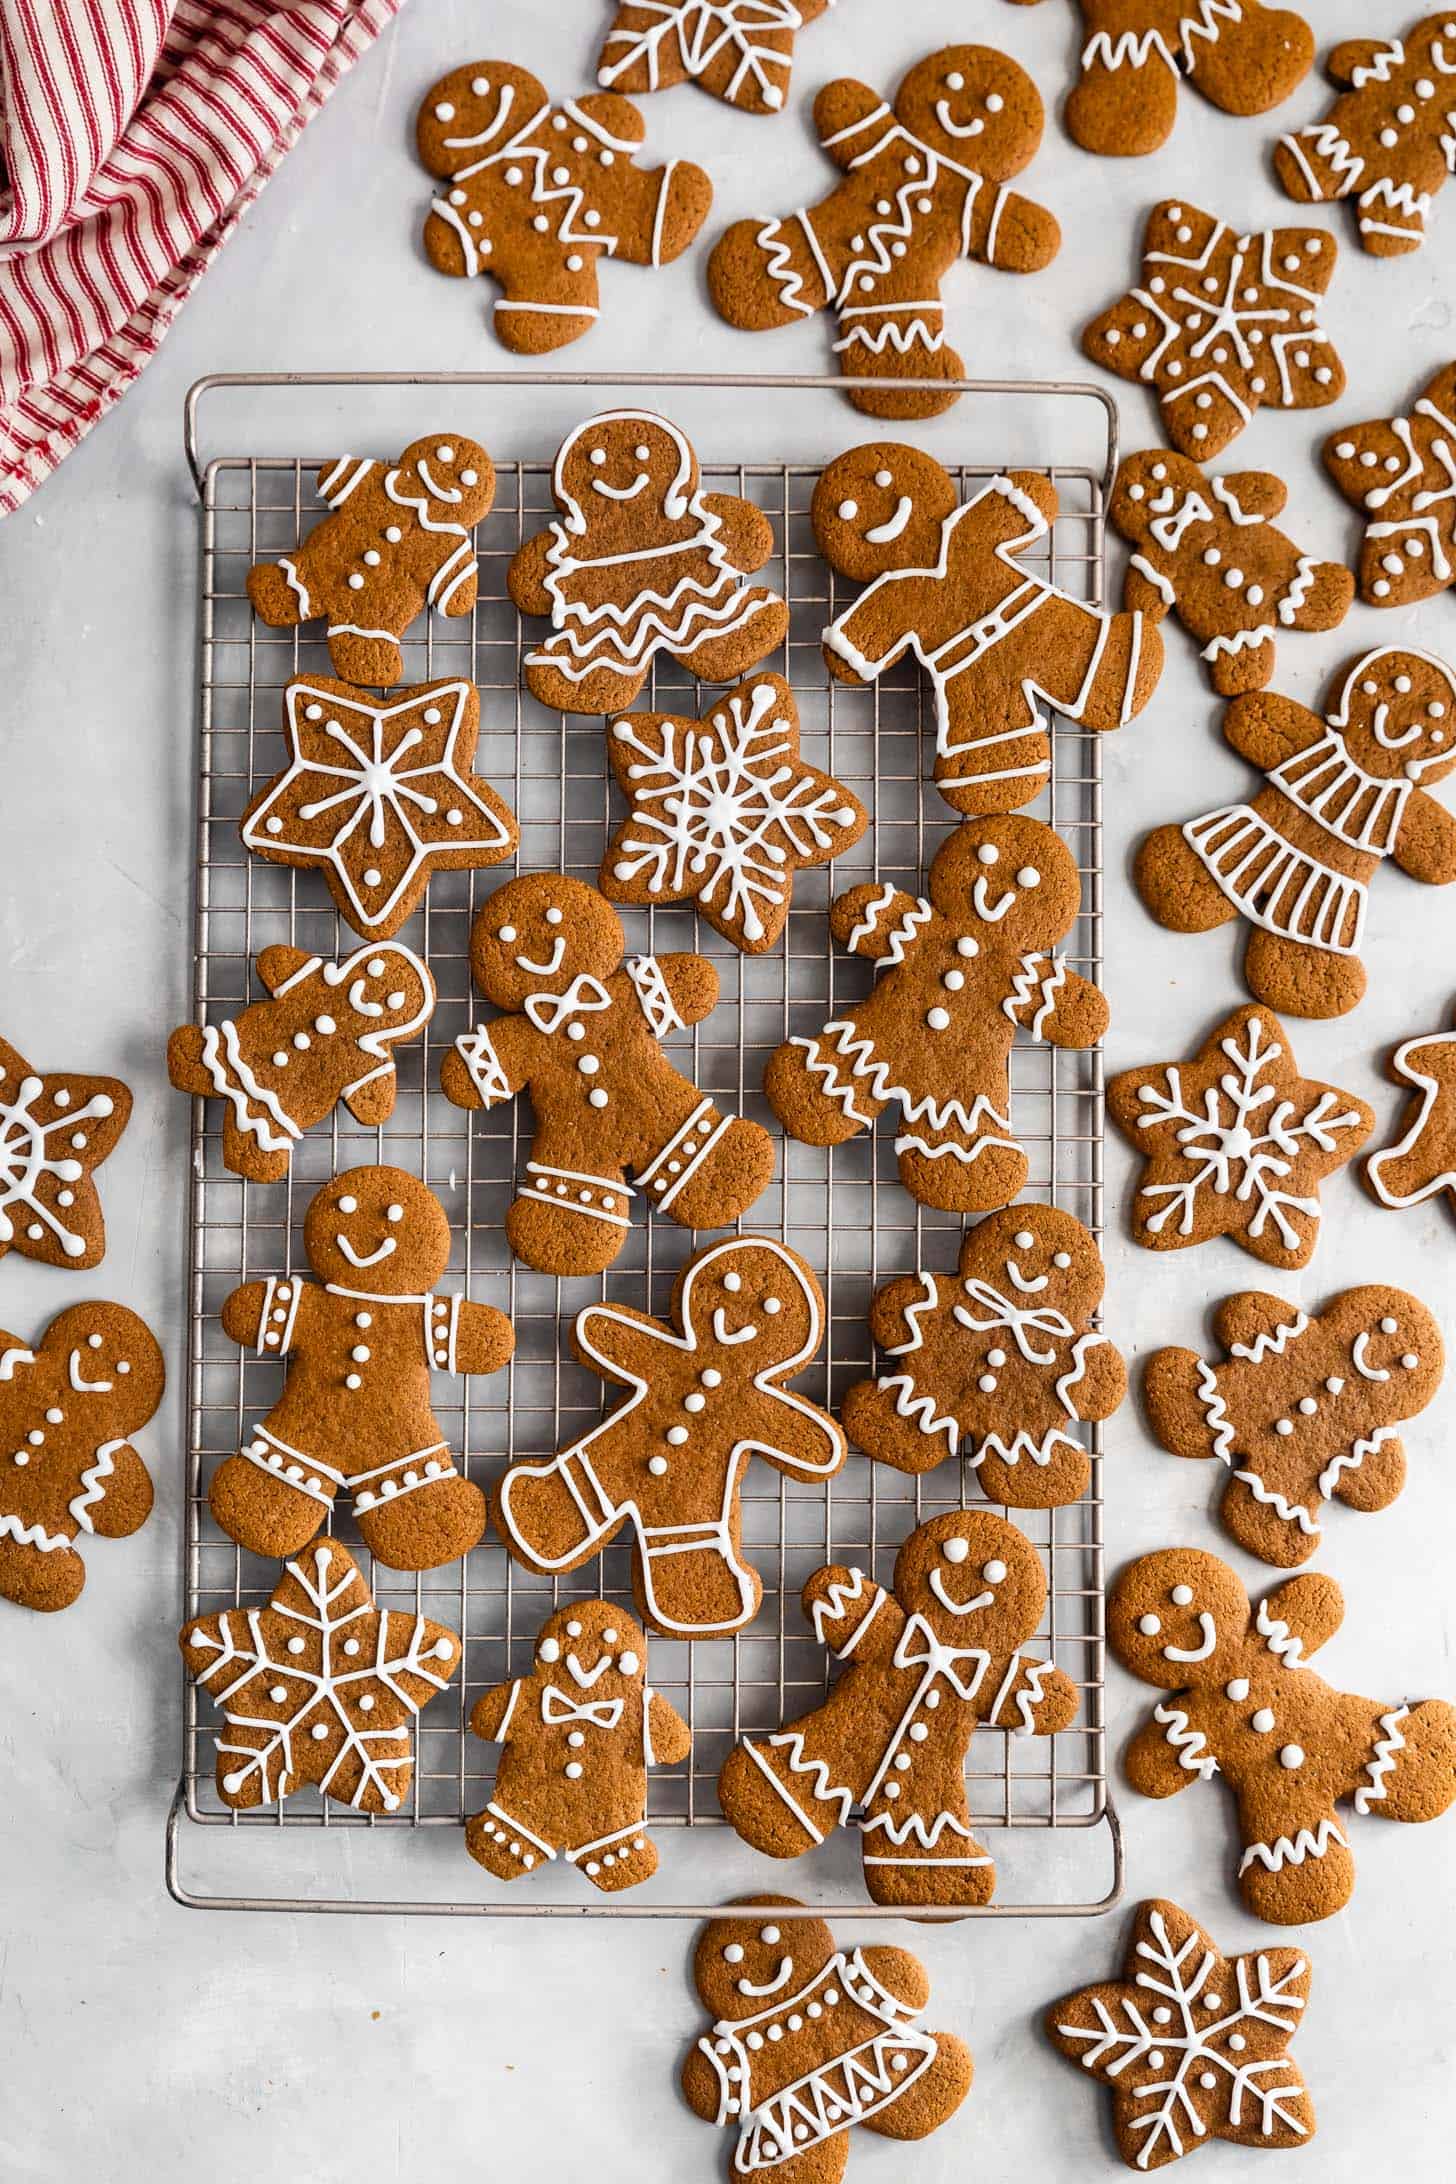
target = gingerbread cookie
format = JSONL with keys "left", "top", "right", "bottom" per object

{"left": 718, "top": 1512, "right": 1078, "bottom": 1907}
{"left": 1110, "top": 448, "right": 1352, "bottom": 696}
{"left": 842, "top": 1206, "right": 1125, "bottom": 1508}
{"left": 0, "top": 1305, "right": 164, "bottom": 1614}
{"left": 682, "top": 1897, "right": 974, "bottom": 2169}
{"left": 1111, "top": 1548, "right": 1456, "bottom": 1923}
{"left": 707, "top": 45, "right": 1060, "bottom": 418}
{"left": 1275, "top": 18, "right": 1456, "bottom": 257}
{"left": 816, "top": 452, "right": 1163, "bottom": 813}
{"left": 241, "top": 676, "right": 517, "bottom": 941}
{"left": 1323, "top": 360, "right": 1456, "bottom": 609}
{"left": 493, "top": 1237, "right": 844, "bottom": 1637}
{"left": 600, "top": 672, "right": 867, "bottom": 952}
{"left": 1108, "top": 1003, "right": 1373, "bottom": 1268}
{"left": 181, "top": 1539, "right": 461, "bottom": 1814}
{"left": 167, "top": 943, "right": 434, "bottom": 1182}
{"left": 1144, "top": 1286, "right": 1443, "bottom": 1566}
{"left": 1047, "top": 1898, "right": 1315, "bottom": 2169}
{"left": 1136, "top": 646, "right": 1456, "bottom": 1019}
{"left": 509, "top": 410, "right": 788, "bottom": 715}
{"left": 765, "top": 819, "right": 1108, "bottom": 1215}
{"left": 442, "top": 875, "right": 775, "bottom": 1276}
{"left": 1367, "top": 1000, "right": 1456, "bottom": 1215}
{"left": 598, "top": 2, "right": 837, "bottom": 114}
{"left": 417, "top": 64, "right": 711, "bottom": 354}
{"left": 1007, "top": 1, "right": 1314, "bottom": 157}
{"left": 1084, "top": 201, "right": 1343, "bottom": 458}
{"left": 247, "top": 436, "right": 493, "bottom": 686}
{"left": 208, "top": 1167, "right": 512, "bottom": 1572}
{"left": 467, "top": 1601, "right": 690, "bottom": 1890}
{"left": 0, "top": 1034, "right": 130, "bottom": 1271}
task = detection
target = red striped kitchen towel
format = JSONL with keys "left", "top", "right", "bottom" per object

{"left": 0, "top": 1, "right": 403, "bottom": 516}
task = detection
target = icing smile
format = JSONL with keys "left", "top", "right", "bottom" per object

{"left": 334, "top": 1232, "right": 397, "bottom": 1268}
{"left": 935, "top": 101, "right": 983, "bottom": 137}
{"left": 736, "top": 1956, "right": 794, "bottom": 1998}
{"left": 68, "top": 1348, "right": 113, "bottom": 1393}
{"left": 592, "top": 471, "right": 651, "bottom": 501}
{"left": 565, "top": 1652, "right": 612, "bottom": 1688}
{"left": 972, "top": 878, "right": 1016, "bottom": 921}
{"left": 1163, "top": 1612, "right": 1218, "bottom": 1663}
{"left": 416, "top": 460, "right": 461, "bottom": 502}
{"left": 1006, "top": 1258, "right": 1048, "bottom": 1294}
{"left": 515, "top": 938, "right": 566, "bottom": 976}
{"left": 865, "top": 496, "right": 913, "bottom": 544}
{"left": 929, "top": 1571, "right": 994, "bottom": 1616}
{"left": 711, "top": 1309, "right": 758, "bottom": 1345}
{"left": 348, "top": 980, "right": 385, "bottom": 1017}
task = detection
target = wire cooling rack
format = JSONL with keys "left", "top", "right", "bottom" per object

{"left": 169, "top": 371, "right": 1124, "bottom": 1918}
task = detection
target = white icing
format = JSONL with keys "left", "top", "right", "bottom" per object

{"left": 0, "top": 1067, "right": 118, "bottom": 1259}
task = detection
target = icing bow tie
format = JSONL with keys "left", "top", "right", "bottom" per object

{"left": 1148, "top": 486, "right": 1212, "bottom": 552}
{"left": 524, "top": 975, "right": 614, "bottom": 1037}
{"left": 952, "top": 1279, "right": 1074, "bottom": 1365}
{"left": 893, "top": 1615, "right": 988, "bottom": 1700}
{"left": 541, "top": 1685, "right": 623, "bottom": 1731}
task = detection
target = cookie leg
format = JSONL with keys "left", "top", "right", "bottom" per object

{"left": 637, "top": 1108, "right": 776, "bottom": 1233}
{"left": 522, "top": 641, "right": 649, "bottom": 720}
{"left": 353, "top": 1471, "right": 487, "bottom": 1572}
{"left": 895, "top": 1128, "right": 1027, "bottom": 1215}
{"left": 569, "top": 1829, "right": 658, "bottom": 1892}
{"left": 464, "top": 1803, "right": 554, "bottom": 1880}
{"left": 975, "top": 1438, "right": 1091, "bottom": 1511}
{"left": 1066, "top": 47, "right": 1180, "bottom": 158}
{"left": 860, "top": 2031, "right": 975, "bottom": 2136}
{"left": 672, "top": 591, "right": 790, "bottom": 685}
{"left": 1218, "top": 1468, "right": 1321, "bottom": 1569}
{"left": 1356, "top": 1699, "right": 1456, "bottom": 1824}
{"left": 492, "top": 1448, "right": 622, "bottom": 1577}
{"left": 326, "top": 623, "right": 405, "bottom": 689}
{"left": 1325, "top": 1431, "right": 1407, "bottom": 1516}
{"left": 840, "top": 307, "right": 966, "bottom": 423}
{"left": 863, "top": 1840, "right": 997, "bottom": 1910}
{"left": 1135, "top": 824, "right": 1241, "bottom": 933}
{"left": 1238, "top": 1802, "right": 1355, "bottom": 1924}
{"left": 0, "top": 1535, "right": 86, "bottom": 1613}
{"left": 1242, "top": 929, "right": 1365, "bottom": 1019}
{"left": 208, "top": 1438, "right": 331, "bottom": 1558}
{"left": 1272, "top": 126, "right": 1356, "bottom": 210}
{"left": 1188, "top": 9, "right": 1314, "bottom": 118}
{"left": 718, "top": 1737, "right": 844, "bottom": 1858}
{"left": 842, "top": 1374, "right": 957, "bottom": 1478}
{"left": 506, "top": 1167, "right": 634, "bottom": 1275}
{"left": 764, "top": 1029, "right": 881, "bottom": 1147}
{"left": 1287, "top": 558, "right": 1356, "bottom": 635}
{"left": 756, "top": 2143, "right": 847, "bottom": 2184}
{"left": 633, "top": 1533, "right": 761, "bottom": 1637}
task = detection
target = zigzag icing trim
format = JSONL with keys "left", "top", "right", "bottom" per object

{"left": 1154, "top": 1700, "right": 1219, "bottom": 1778}
{"left": 0, "top": 1510, "right": 69, "bottom": 1554}
{"left": 1256, "top": 1600, "right": 1309, "bottom": 1668}
{"left": 1228, "top": 1312, "right": 1309, "bottom": 1364}
{"left": 1002, "top": 952, "right": 1066, "bottom": 1040}
{"left": 876, "top": 1372, "right": 959, "bottom": 1454}
{"left": 762, "top": 1729, "right": 857, "bottom": 1825}
{"left": 68, "top": 1437, "right": 122, "bottom": 1533}
{"left": 1354, "top": 1705, "right": 1410, "bottom": 1814}
{"left": 845, "top": 886, "right": 931, "bottom": 963}
{"left": 1234, "top": 1467, "right": 1320, "bottom": 1538}
{"left": 1318, "top": 1423, "right": 1398, "bottom": 1500}
{"left": 809, "top": 1570, "right": 886, "bottom": 1659}
{"left": 1239, "top": 1818, "right": 1348, "bottom": 1875}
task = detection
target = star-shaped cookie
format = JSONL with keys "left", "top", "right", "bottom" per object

{"left": 1108, "top": 1003, "right": 1372, "bottom": 1270}
{"left": 242, "top": 675, "right": 518, "bottom": 939}
{"left": 1084, "top": 200, "right": 1344, "bottom": 460}
{"left": 1366, "top": 999, "right": 1456, "bottom": 1218}
{"left": 1323, "top": 360, "right": 1456, "bottom": 611}
{"left": 180, "top": 1539, "right": 462, "bottom": 1813}
{"left": 599, "top": 671, "right": 867, "bottom": 952}
{"left": 596, "top": 0, "right": 836, "bottom": 114}
{"left": 0, "top": 1035, "right": 131, "bottom": 1270}
{"left": 1047, "top": 1898, "right": 1315, "bottom": 2170}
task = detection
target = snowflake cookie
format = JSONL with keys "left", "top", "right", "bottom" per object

{"left": 707, "top": 44, "right": 1060, "bottom": 418}
{"left": 0, "top": 1034, "right": 131, "bottom": 1271}
{"left": 1274, "top": 17, "right": 1456, "bottom": 258}
{"left": 1047, "top": 1897, "right": 1315, "bottom": 2170}
{"left": 1136, "top": 646, "right": 1456, "bottom": 1020}
{"left": 600, "top": 671, "right": 867, "bottom": 952}
{"left": 1084, "top": 200, "right": 1344, "bottom": 459}
{"left": 1108, "top": 1003, "right": 1373, "bottom": 1269}
{"left": 1367, "top": 998, "right": 1456, "bottom": 1216}
{"left": 682, "top": 1896, "right": 974, "bottom": 2170}
{"left": 1323, "top": 359, "right": 1456, "bottom": 610}
{"left": 493, "top": 1237, "right": 844, "bottom": 1638}
{"left": 241, "top": 676, "right": 518, "bottom": 942}
{"left": 467, "top": 1600, "right": 690, "bottom": 1890}
{"left": 1145, "top": 1284, "right": 1443, "bottom": 1565}
{"left": 842, "top": 1205, "right": 1126, "bottom": 1508}
{"left": 0, "top": 1304, "right": 164, "bottom": 1615}
{"left": 1111, "top": 1548, "right": 1456, "bottom": 1923}
{"left": 718, "top": 1511, "right": 1079, "bottom": 1907}
{"left": 597, "top": 1, "right": 838, "bottom": 114}
{"left": 181, "top": 1539, "right": 462, "bottom": 1814}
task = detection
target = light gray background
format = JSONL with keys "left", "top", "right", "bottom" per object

{"left": 2, "top": 1, "right": 1454, "bottom": 2176}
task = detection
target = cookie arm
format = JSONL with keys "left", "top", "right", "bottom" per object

{"left": 341, "top": 1060, "right": 400, "bottom": 1128}
{"left": 507, "top": 529, "right": 556, "bottom": 619}
{"left": 650, "top": 951, "right": 720, "bottom": 1028}
{"left": 963, "top": 183, "right": 1060, "bottom": 274}
{"left": 471, "top": 1678, "right": 523, "bottom": 1745}
{"left": 1123, "top": 560, "right": 1176, "bottom": 624}
{"left": 218, "top": 1279, "right": 274, "bottom": 1350}
{"left": 451, "top": 1300, "right": 517, "bottom": 1376}
{"left": 1257, "top": 1573, "right": 1344, "bottom": 1661}
{"left": 985, "top": 1654, "right": 1079, "bottom": 1737}
{"left": 82, "top": 1442, "right": 154, "bottom": 1538}
{"left": 1221, "top": 692, "right": 1326, "bottom": 769}
{"left": 699, "top": 494, "right": 775, "bottom": 576}
{"left": 822, "top": 579, "right": 915, "bottom": 683}
{"left": 857, "top": 1945, "right": 929, "bottom": 2014}
{"left": 646, "top": 1690, "right": 693, "bottom": 1768}
{"left": 440, "top": 1013, "right": 536, "bottom": 1114}
{"left": 1004, "top": 960, "right": 1109, "bottom": 1051}
{"left": 573, "top": 1303, "right": 680, "bottom": 1388}
{"left": 812, "top": 77, "right": 893, "bottom": 170}
{"left": 1325, "top": 39, "right": 1391, "bottom": 88}
{"left": 828, "top": 882, "right": 927, "bottom": 960}
{"left": 1066, "top": 1335, "right": 1128, "bottom": 1424}
{"left": 680, "top": 2044, "right": 725, "bottom": 2125}
{"left": 1217, "top": 470, "right": 1288, "bottom": 522}
{"left": 801, "top": 1562, "right": 905, "bottom": 1663}
{"left": 866, "top": 1272, "right": 942, "bottom": 1353}
{"left": 1124, "top": 1711, "right": 1204, "bottom": 1799}
{"left": 1391, "top": 791, "right": 1456, "bottom": 886}
{"left": 254, "top": 944, "right": 318, "bottom": 996}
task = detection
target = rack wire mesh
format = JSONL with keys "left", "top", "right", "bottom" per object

{"left": 170, "top": 371, "right": 1123, "bottom": 1917}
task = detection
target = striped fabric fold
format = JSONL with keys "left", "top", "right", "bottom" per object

{"left": 0, "top": 1, "right": 404, "bottom": 515}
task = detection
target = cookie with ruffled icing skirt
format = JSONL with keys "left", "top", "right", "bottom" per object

{"left": 1322, "top": 359, "right": 1456, "bottom": 609}
{"left": 0, "top": 1034, "right": 131, "bottom": 1272}
{"left": 1275, "top": 18, "right": 1456, "bottom": 257}
{"left": 596, "top": 1, "right": 838, "bottom": 115}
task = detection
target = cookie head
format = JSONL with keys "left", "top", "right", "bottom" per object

{"left": 677, "top": 1238, "right": 822, "bottom": 1369}
{"left": 303, "top": 1166, "right": 451, "bottom": 1294}
{"left": 333, "top": 943, "right": 434, "bottom": 1040}
{"left": 693, "top": 1896, "right": 833, "bottom": 2021}
{"left": 895, "top": 45, "right": 1043, "bottom": 181}
{"left": 533, "top": 1599, "right": 648, "bottom": 1688}
{"left": 416, "top": 62, "right": 548, "bottom": 178}
{"left": 390, "top": 435, "right": 495, "bottom": 528}
{"left": 1328, "top": 647, "right": 1456, "bottom": 787}
{"left": 895, "top": 1510, "right": 1046, "bottom": 1645}
{"left": 469, "top": 875, "right": 624, "bottom": 1010}
{"left": 553, "top": 411, "right": 698, "bottom": 537}
{"left": 1108, "top": 449, "right": 1203, "bottom": 546}
{"left": 960, "top": 1205, "right": 1104, "bottom": 1322}
{"left": 812, "top": 444, "right": 957, "bottom": 581}
{"left": 1109, "top": 1550, "right": 1249, "bottom": 1689}
{"left": 928, "top": 816, "right": 1080, "bottom": 946}
{"left": 46, "top": 1304, "right": 166, "bottom": 1428}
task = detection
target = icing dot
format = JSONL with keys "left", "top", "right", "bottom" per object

{"left": 723, "top": 1943, "right": 744, "bottom": 1963}
{"left": 287, "top": 1637, "right": 306, "bottom": 1656}
{"left": 977, "top": 843, "right": 999, "bottom": 865}
{"left": 983, "top": 1560, "right": 1007, "bottom": 1582}
{"left": 1199, "top": 2072, "right": 1217, "bottom": 2089}
{"left": 723, "top": 1271, "right": 742, "bottom": 1292}
{"left": 763, "top": 1297, "right": 781, "bottom": 1315}
{"left": 837, "top": 500, "right": 858, "bottom": 520}
{"left": 1171, "top": 1585, "right": 1193, "bottom": 1606}
{"left": 648, "top": 1455, "right": 668, "bottom": 1476}
{"left": 1138, "top": 1615, "right": 1161, "bottom": 1636}
{"left": 941, "top": 1537, "right": 970, "bottom": 1565}
{"left": 1017, "top": 866, "right": 1039, "bottom": 887}
{"left": 1380, "top": 1316, "right": 1398, "bottom": 1333}
{"left": 1148, "top": 2050, "right": 1165, "bottom": 2069}
{"left": 956, "top": 937, "right": 978, "bottom": 957}
{"left": 667, "top": 1427, "right": 689, "bottom": 1447}
{"left": 1280, "top": 1744, "right": 1304, "bottom": 1769}
{"left": 434, "top": 102, "right": 454, "bottom": 120}
{"left": 1402, "top": 1353, "right": 1419, "bottom": 1370}
{"left": 1252, "top": 1708, "right": 1275, "bottom": 1734}
{"left": 1226, "top": 1678, "right": 1249, "bottom": 1702}
{"left": 701, "top": 1369, "right": 722, "bottom": 1387}
{"left": 926, "top": 1007, "right": 950, "bottom": 1031}
{"left": 978, "top": 1373, "right": 997, "bottom": 1393}
{"left": 539, "top": 1638, "right": 560, "bottom": 1663}
{"left": 1053, "top": 1251, "right": 1072, "bottom": 1269}
{"left": 564, "top": 1762, "right": 583, "bottom": 1779}
{"left": 1275, "top": 1418, "right": 1294, "bottom": 1436}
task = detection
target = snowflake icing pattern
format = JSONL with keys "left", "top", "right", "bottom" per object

{"left": 596, "top": 2, "right": 833, "bottom": 112}
{"left": 0, "top": 1036, "right": 131, "bottom": 1269}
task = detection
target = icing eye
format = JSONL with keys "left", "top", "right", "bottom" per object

{"left": 601, "top": 1627, "right": 619, "bottom": 1644}
{"left": 874, "top": 469, "right": 892, "bottom": 488}
{"left": 1362, "top": 678, "right": 1378, "bottom": 695}
{"left": 1138, "top": 1614, "right": 1161, "bottom": 1635}
{"left": 1151, "top": 463, "right": 1167, "bottom": 481}
{"left": 723, "top": 1271, "right": 742, "bottom": 1293}
{"left": 470, "top": 76, "right": 489, "bottom": 94}
{"left": 763, "top": 1296, "right": 781, "bottom": 1315}
{"left": 977, "top": 843, "right": 999, "bottom": 865}
{"left": 983, "top": 1559, "right": 1007, "bottom": 1582}
{"left": 1014, "top": 1230, "right": 1034, "bottom": 1249}
{"left": 1017, "top": 867, "right": 1040, "bottom": 887}
{"left": 635, "top": 444, "right": 651, "bottom": 461}
{"left": 433, "top": 102, "right": 455, "bottom": 121}
{"left": 499, "top": 925, "right": 517, "bottom": 943}
{"left": 435, "top": 445, "right": 454, "bottom": 463}
{"left": 546, "top": 906, "right": 563, "bottom": 926}
{"left": 337, "top": 1195, "right": 357, "bottom": 1213}
{"left": 1171, "top": 1584, "right": 1193, "bottom": 1606}
{"left": 387, "top": 1204, "right": 404, "bottom": 1223}
{"left": 618, "top": 1650, "right": 639, "bottom": 1674}
{"left": 387, "top": 991, "right": 406, "bottom": 1010}
{"left": 945, "top": 70, "right": 965, "bottom": 89}
{"left": 567, "top": 1620, "right": 583, "bottom": 1637}
{"left": 759, "top": 1926, "right": 781, "bottom": 1944}
{"left": 1395, "top": 674, "right": 1413, "bottom": 693}
{"left": 538, "top": 1637, "right": 560, "bottom": 1662}
{"left": 590, "top": 448, "right": 607, "bottom": 466}
{"left": 460, "top": 468, "right": 478, "bottom": 486}
{"left": 941, "top": 1537, "right": 970, "bottom": 1565}
{"left": 838, "top": 499, "right": 858, "bottom": 519}
{"left": 1053, "top": 1251, "right": 1072, "bottom": 1268}
{"left": 986, "top": 91, "right": 1004, "bottom": 113}
{"left": 723, "top": 1943, "right": 745, "bottom": 1963}
{"left": 367, "top": 956, "right": 386, "bottom": 975}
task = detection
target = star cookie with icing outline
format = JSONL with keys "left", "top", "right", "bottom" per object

{"left": 600, "top": 671, "right": 868, "bottom": 952}
{"left": 1083, "top": 199, "right": 1344, "bottom": 459}
{"left": 180, "top": 1538, "right": 462, "bottom": 1813}
{"left": 1108, "top": 1003, "right": 1373, "bottom": 1270}
{"left": 241, "top": 675, "right": 518, "bottom": 940}
{"left": 1047, "top": 1897, "right": 1316, "bottom": 2169}
{"left": 596, "top": 1, "right": 838, "bottom": 114}
{"left": 1323, "top": 358, "right": 1456, "bottom": 610}
{"left": 0, "top": 1034, "right": 131, "bottom": 1271}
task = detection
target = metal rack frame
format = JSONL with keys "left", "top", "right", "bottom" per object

{"left": 169, "top": 369, "right": 1124, "bottom": 1920}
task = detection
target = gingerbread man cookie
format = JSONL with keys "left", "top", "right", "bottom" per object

{"left": 247, "top": 436, "right": 493, "bottom": 687}
{"left": 682, "top": 1897, "right": 974, "bottom": 2173}
{"left": 1136, "top": 646, "right": 1456, "bottom": 1019}
{"left": 597, "top": 2, "right": 838, "bottom": 114}
{"left": 1275, "top": 17, "right": 1456, "bottom": 257}
{"left": 1110, "top": 448, "right": 1352, "bottom": 696}
{"left": 0, "top": 1304, "right": 164, "bottom": 1614}
{"left": 417, "top": 63, "right": 712, "bottom": 354}
{"left": 1108, "top": 1003, "right": 1374, "bottom": 1269}
{"left": 719, "top": 1512, "right": 1079, "bottom": 1908}
{"left": 467, "top": 1601, "right": 690, "bottom": 1890}
{"left": 181, "top": 1539, "right": 461, "bottom": 1814}
{"left": 816, "top": 451, "right": 1163, "bottom": 814}
{"left": 1007, "top": 1, "right": 1314, "bottom": 157}
{"left": 509, "top": 410, "right": 788, "bottom": 715}
{"left": 493, "top": 1237, "right": 844, "bottom": 1638}
{"left": 208, "top": 1167, "right": 513, "bottom": 1572}
{"left": 765, "top": 819, "right": 1108, "bottom": 1215}
{"left": 707, "top": 45, "right": 1060, "bottom": 418}
{"left": 442, "top": 875, "right": 775, "bottom": 1276}
{"left": 842, "top": 1206, "right": 1126, "bottom": 1508}
{"left": 1323, "top": 360, "right": 1456, "bottom": 609}
{"left": 0, "top": 1033, "right": 130, "bottom": 1271}
{"left": 1367, "top": 999, "right": 1456, "bottom": 1216}
{"left": 1144, "top": 1286, "right": 1443, "bottom": 1566}
{"left": 1084, "top": 200, "right": 1344, "bottom": 458}
{"left": 167, "top": 943, "right": 434, "bottom": 1182}
{"left": 1110, "top": 1548, "right": 1456, "bottom": 1924}
{"left": 600, "top": 672, "right": 867, "bottom": 952}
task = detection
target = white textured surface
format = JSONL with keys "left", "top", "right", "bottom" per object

{"left": 2, "top": 1, "right": 1455, "bottom": 2176}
